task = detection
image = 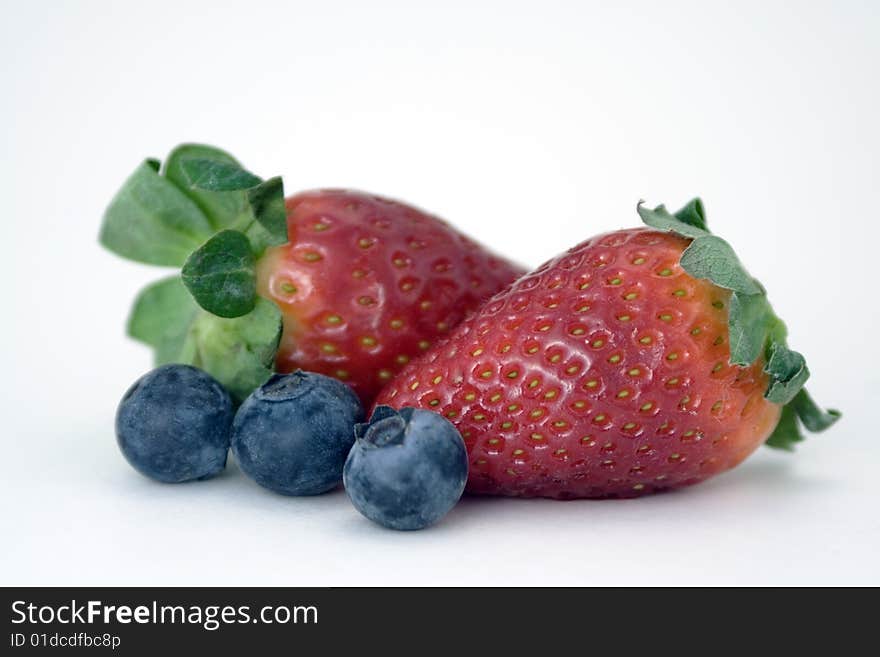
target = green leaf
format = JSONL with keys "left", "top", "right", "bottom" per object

{"left": 791, "top": 389, "right": 841, "bottom": 432}
{"left": 182, "top": 158, "right": 262, "bottom": 191}
{"left": 765, "top": 404, "right": 803, "bottom": 451}
{"left": 246, "top": 176, "right": 288, "bottom": 246}
{"left": 163, "top": 144, "right": 249, "bottom": 231}
{"left": 637, "top": 201, "right": 710, "bottom": 239}
{"left": 183, "top": 297, "right": 282, "bottom": 402}
{"left": 126, "top": 276, "right": 199, "bottom": 364}
{"left": 99, "top": 159, "right": 214, "bottom": 266}
{"left": 764, "top": 343, "right": 811, "bottom": 404}
{"left": 673, "top": 198, "right": 708, "bottom": 231}
{"left": 679, "top": 235, "right": 763, "bottom": 295}
{"left": 727, "top": 292, "right": 772, "bottom": 365}
{"left": 127, "top": 282, "right": 281, "bottom": 403}
{"left": 765, "top": 389, "right": 841, "bottom": 451}
{"left": 181, "top": 230, "right": 257, "bottom": 318}
{"left": 177, "top": 154, "right": 288, "bottom": 255}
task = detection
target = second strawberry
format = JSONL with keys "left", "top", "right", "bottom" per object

{"left": 100, "top": 143, "right": 525, "bottom": 405}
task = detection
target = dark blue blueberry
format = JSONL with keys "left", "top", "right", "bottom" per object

{"left": 343, "top": 406, "right": 468, "bottom": 530}
{"left": 231, "top": 371, "right": 365, "bottom": 496}
{"left": 116, "top": 364, "right": 234, "bottom": 483}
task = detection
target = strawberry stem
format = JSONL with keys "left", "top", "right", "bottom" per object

{"left": 100, "top": 143, "right": 287, "bottom": 401}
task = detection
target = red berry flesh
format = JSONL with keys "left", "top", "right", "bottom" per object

{"left": 256, "top": 190, "right": 525, "bottom": 406}
{"left": 375, "top": 228, "right": 782, "bottom": 498}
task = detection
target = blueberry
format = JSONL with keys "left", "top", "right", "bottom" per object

{"left": 231, "top": 371, "right": 365, "bottom": 495}
{"left": 116, "top": 364, "right": 234, "bottom": 483}
{"left": 343, "top": 406, "right": 468, "bottom": 530}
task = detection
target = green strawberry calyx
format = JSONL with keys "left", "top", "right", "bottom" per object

{"left": 99, "top": 144, "right": 288, "bottom": 402}
{"left": 638, "top": 199, "right": 840, "bottom": 449}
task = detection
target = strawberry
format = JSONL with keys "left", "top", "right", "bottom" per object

{"left": 255, "top": 189, "right": 525, "bottom": 404}
{"left": 100, "top": 144, "right": 523, "bottom": 404}
{"left": 375, "top": 199, "right": 840, "bottom": 498}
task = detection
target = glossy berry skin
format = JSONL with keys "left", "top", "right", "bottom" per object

{"left": 256, "top": 190, "right": 525, "bottom": 407}
{"left": 376, "top": 228, "right": 782, "bottom": 499}
{"left": 116, "top": 364, "right": 234, "bottom": 483}
{"left": 344, "top": 406, "right": 468, "bottom": 530}
{"left": 231, "top": 371, "right": 365, "bottom": 496}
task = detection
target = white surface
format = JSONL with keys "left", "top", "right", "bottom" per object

{"left": 1, "top": 0, "right": 877, "bottom": 586}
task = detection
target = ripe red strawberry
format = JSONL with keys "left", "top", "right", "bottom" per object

{"left": 375, "top": 199, "right": 839, "bottom": 498}
{"left": 256, "top": 189, "right": 525, "bottom": 404}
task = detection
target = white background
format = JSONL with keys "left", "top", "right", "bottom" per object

{"left": 1, "top": 0, "right": 877, "bottom": 586}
